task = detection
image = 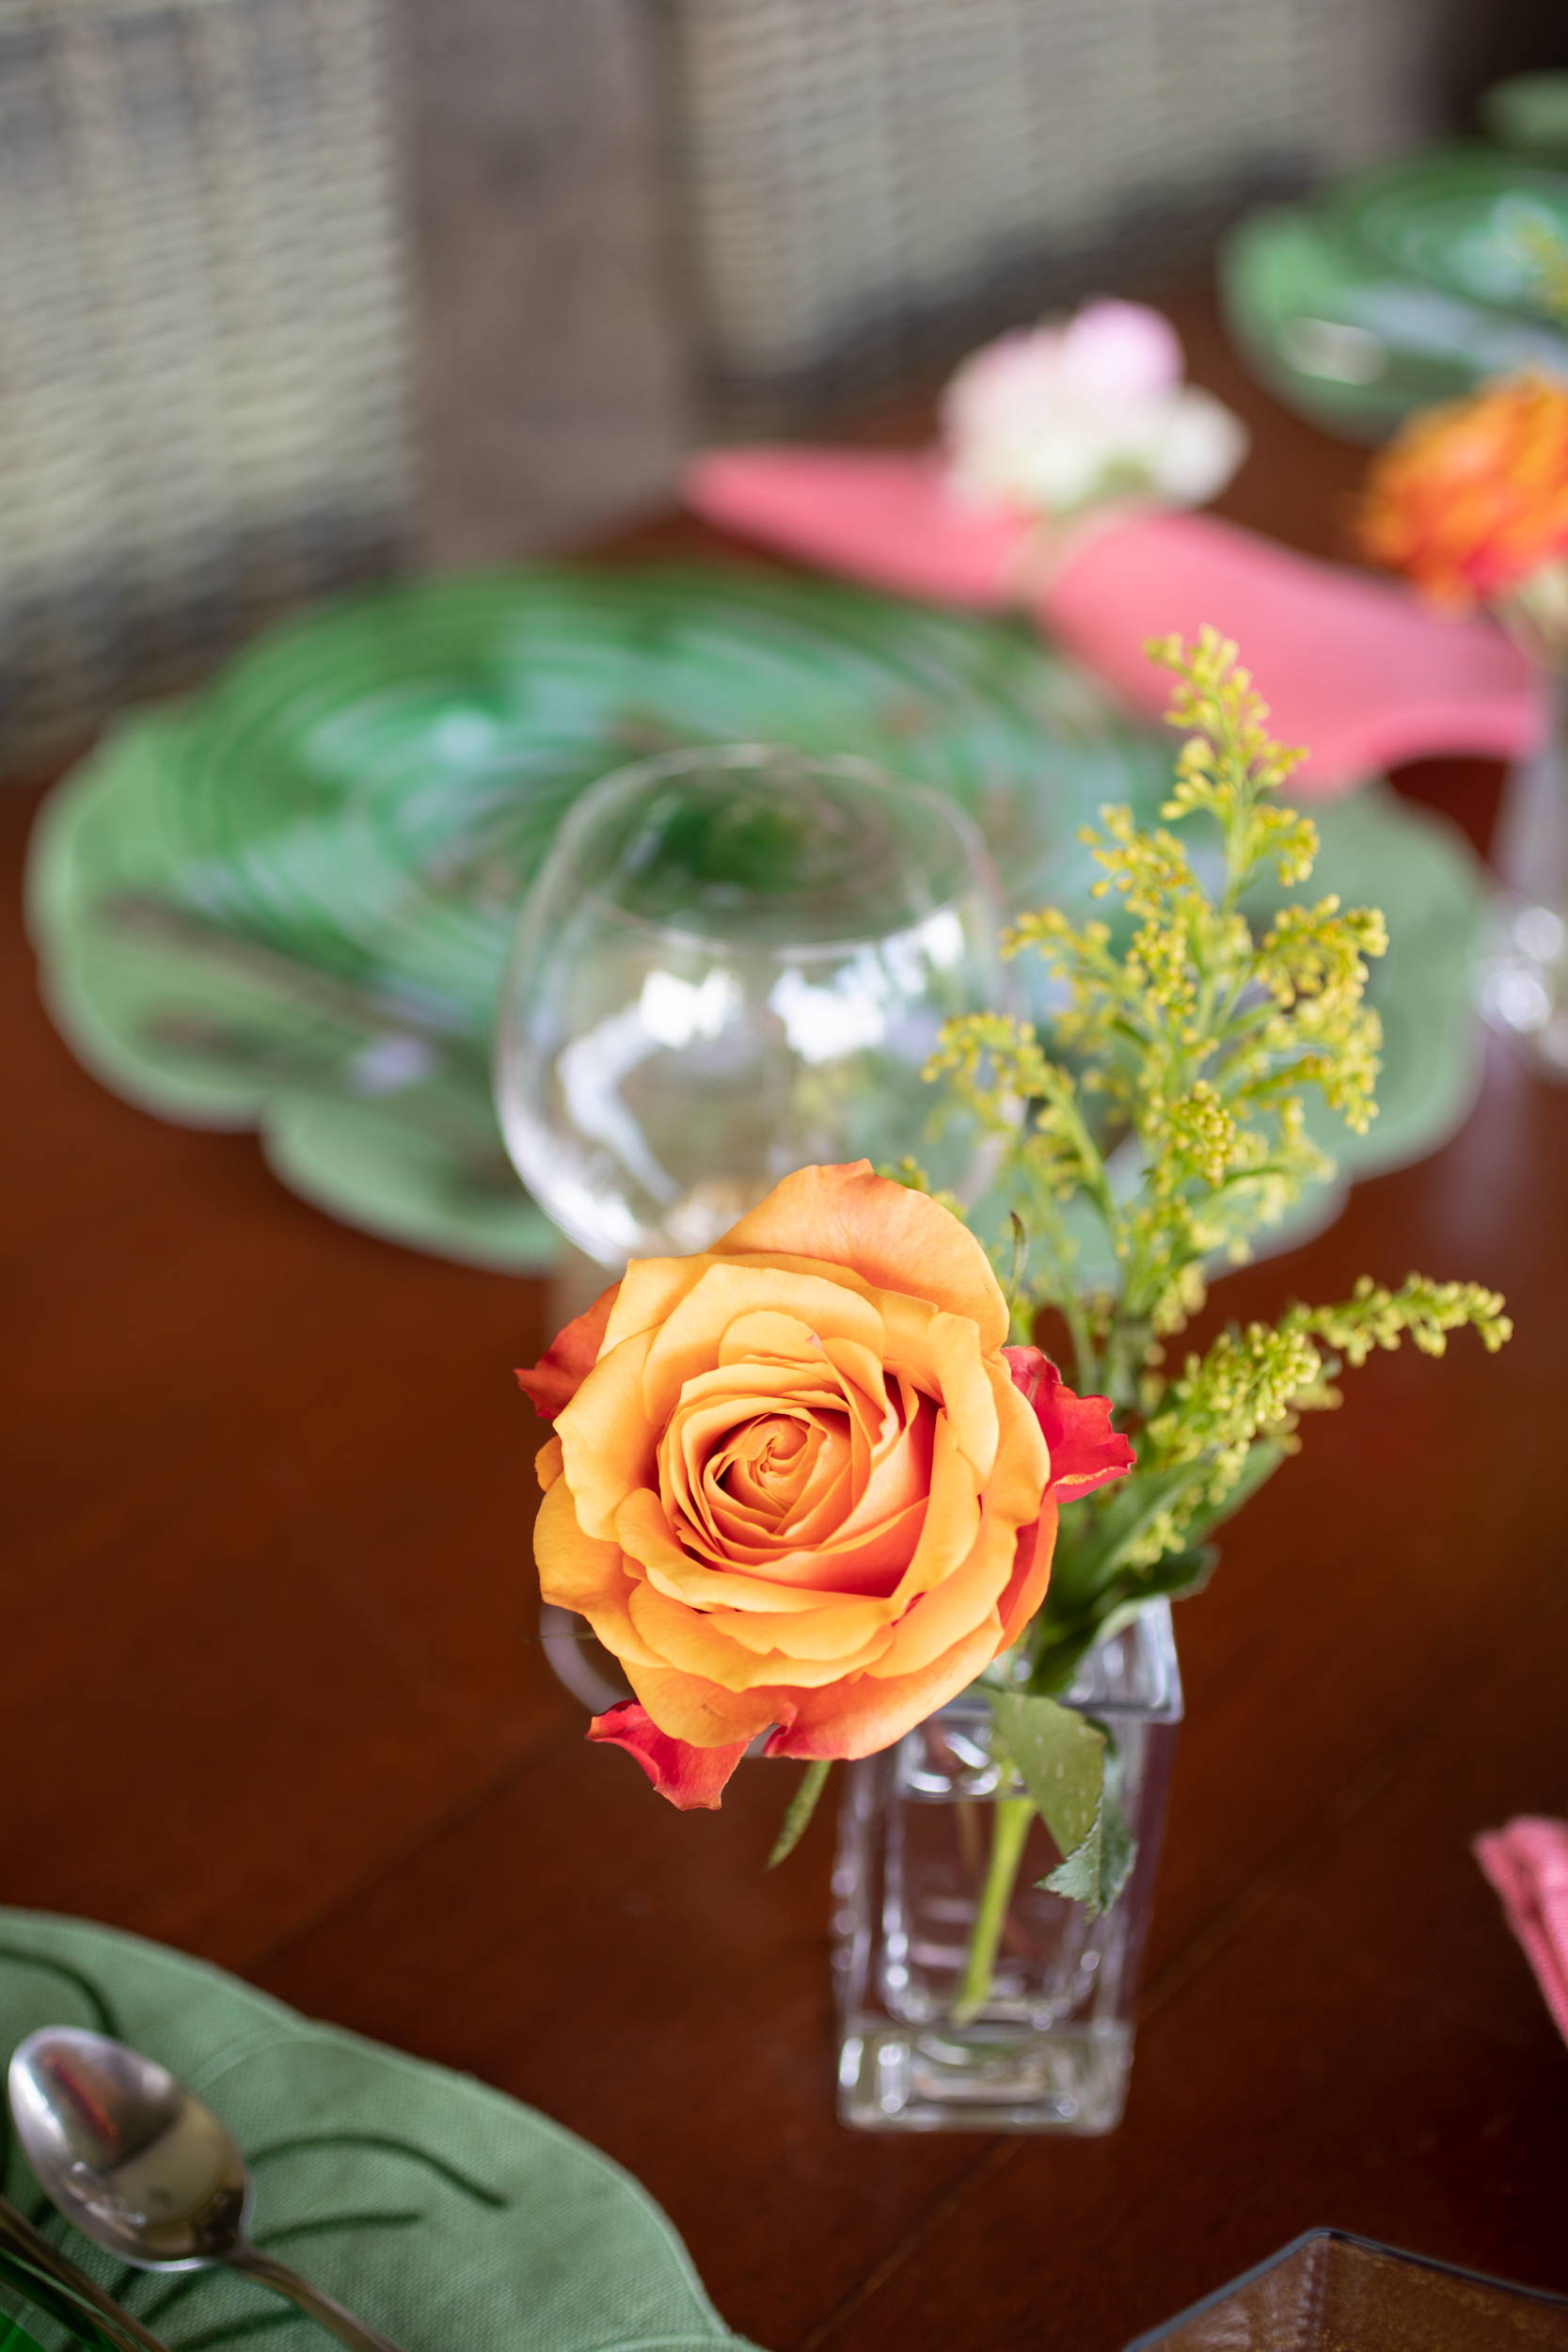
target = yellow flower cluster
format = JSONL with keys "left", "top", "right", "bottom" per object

{"left": 930, "top": 628, "right": 1388, "bottom": 1371}
{"left": 916, "top": 631, "right": 1510, "bottom": 1682}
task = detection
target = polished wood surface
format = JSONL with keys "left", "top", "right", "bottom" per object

{"left": 5, "top": 296, "right": 1567, "bottom": 2351}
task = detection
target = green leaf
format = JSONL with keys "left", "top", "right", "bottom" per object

{"left": 990, "top": 1689, "right": 1106, "bottom": 1851}
{"left": 766, "top": 1757, "right": 832, "bottom": 1868}
{"left": 1025, "top": 1596, "right": 1125, "bottom": 1695}
{"left": 1047, "top": 1463, "right": 1206, "bottom": 1607}
{"left": 1027, "top": 1545, "right": 1216, "bottom": 1695}
{"left": 1044, "top": 1764, "right": 1136, "bottom": 1913}
{"left": 990, "top": 1690, "right": 1137, "bottom": 1915}
{"left": 1006, "top": 1211, "right": 1030, "bottom": 1310}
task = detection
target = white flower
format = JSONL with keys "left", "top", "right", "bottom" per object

{"left": 942, "top": 299, "right": 1248, "bottom": 522}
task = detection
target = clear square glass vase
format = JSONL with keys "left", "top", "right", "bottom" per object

{"left": 832, "top": 1600, "right": 1182, "bottom": 2135}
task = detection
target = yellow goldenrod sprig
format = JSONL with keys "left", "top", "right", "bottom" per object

{"left": 908, "top": 630, "right": 1513, "bottom": 1915}
{"left": 1283, "top": 1274, "right": 1513, "bottom": 1364}
{"left": 974, "top": 632, "right": 1393, "bottom": 1360}
{"left": 1149, "top": 625, "right": 1316, "bottom": 897}
{"left": 1516, "top": 215, "right": 1568, "bottom": 325}
{"left": 1132, "top": 1277, "right": 1512, "bottom": 1565}
{"left": 914, "top": 632, "right": 1509, "bottom": 1646}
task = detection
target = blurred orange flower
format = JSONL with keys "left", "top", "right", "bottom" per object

{"left": 1360, "top": 373, "right": 1568, "bottom": 610}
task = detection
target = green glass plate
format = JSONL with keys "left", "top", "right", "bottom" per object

{"left": 1220, "top": 147, "right": 1568, "bottom": 442}
{"left": 1332, "top": 147, "right": 1568, "bottom": 310}
{"left": 27, "top": 565, "right": 1485, "bottom": 1271}
{"left": 147, "top": 566, "right": 1152, "bottom": 1034}
{"left": 0, "top": 1910, "right": 758, "bottom": 2352}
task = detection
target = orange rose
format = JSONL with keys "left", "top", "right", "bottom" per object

{"left": 519, "top": 1163, "right": 1132, "bottom": 1808}
{"left": 1360, "top": 373, "right": 1568, "bottom": 609}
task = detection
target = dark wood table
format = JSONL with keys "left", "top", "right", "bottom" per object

{"left": 5, "top": 297, "right": 1567, "bottom": 2352}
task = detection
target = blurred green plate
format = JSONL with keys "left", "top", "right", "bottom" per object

{"left": 137, "top": 565, "right": 1151, "bottom": 1033}
{"left": 1221, "top": 146, "right": 1568, "bottom": 442}
{"left": 27, "top": 564, "right": 1486, "bottom": 1271}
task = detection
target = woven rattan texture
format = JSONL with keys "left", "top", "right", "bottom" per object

{"left": 0, "top": 0, "right": 412, "bottom": 768}
{"left": 668, "top": 0, "right": 1468, "bottom": 426}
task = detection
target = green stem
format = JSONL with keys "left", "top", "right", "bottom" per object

{"left": 1101, "top": 1287, "right": 1154, "bottom": 1411}
{"left": 1033, "top": 1207, "right": 1097, "bottom": 1392}
{"left": 951, "top": 1794, "right": 1035, "bottom": 2026}
{"left": 1040, "top": 1070, "right": 1118, "bottom": 1235}
{"left": 767, "top": 1757, "right": 832, "bottom": 1868}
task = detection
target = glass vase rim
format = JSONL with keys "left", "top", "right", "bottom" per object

{"left": 940, "top": 1597, "right": 1184, "bottom": 1725}
{"left": 538, "top": 1597, "right": 1182, "bottom": 1728}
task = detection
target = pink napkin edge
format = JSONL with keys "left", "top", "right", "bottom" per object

{"left": 684, "top": 444, "right": 1540, "bottom": 791}
{"left": 683, "top": 447, "right": 1020, "bottom": 606}
{"left": 1474, "top": 1817, "right": 1568, "bottom": 2047}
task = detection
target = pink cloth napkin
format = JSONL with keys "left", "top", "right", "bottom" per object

{"left": 688, "top": 447, "right": 1542, "bottom": 795}
{"left": 1474, "top": 1816, "right": 1568, "bottom": 2047}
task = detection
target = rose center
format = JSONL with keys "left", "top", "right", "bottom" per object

{"left": 714, "top": 1410, "right": 832, "bottom": 1524}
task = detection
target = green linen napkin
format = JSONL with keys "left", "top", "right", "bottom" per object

{"left": 0, "top": 2287, "right": 57, "bottom": 2352}
{"left": 0, "top": 2308, "right": 50, "bottom": 2352}
{"left": 0, "top": 1912, "right": 762, "bottom": 2352}
{"left": 0, "top": 2248, "right": 117, "bottom": 2352}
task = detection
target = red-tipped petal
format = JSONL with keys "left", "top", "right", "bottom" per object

{"left": 516, "top": 1282, "right": 621, "bottom": 1421}
{"left": 1004, "top": 1346, "right": 1134, "bottom": 1500}
{"left": 588, "top": 1702, "right": 751, "bottom": 1810}
{"left": 996, "top": 1493, "right": 1059, "bottom": 1650}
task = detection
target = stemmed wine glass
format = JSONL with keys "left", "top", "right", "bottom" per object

{"left": 494, "top": 744, "right": 1010, "bottom": 1269}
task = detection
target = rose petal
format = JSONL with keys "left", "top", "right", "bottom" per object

{"left": 718, "top": 1594, "right": 898, "bottom": 1659}
{"left": 626, "top": 1477, "right": 930, "bottom": 1603}
{"left": 654, "top": 1353, "right": 923, "bottom": 1574}
{"left": 659, "top": 1376, "right": 849, "bottom": 1558}
{"left": 996, "top": 1494, "right": 1059, "bottom": 1650}
{"left": 626, "top": 1663, "right": 780, "bottom": 1747}
{"left": 763, "top": 1616, "right": 1006, "bottom": 1760}
{"left": 615, "top": 1484, "right": 855, "bottom": 1607}
{"left": 826, "top": 1373, "right": 929, "bottom": 1537}
{"left": 877, "top": 1369, "right": 1045, "bottom": 1667}
{"left": 588, "top": 1702, "right": 751, "bottom": 1809}
{"left": 640, "top": 1261, "right": 885, "bottom": 1427}
{"left": 711, "top": 1411, "right": 818, "bottom": 1518}
{"left": 879, "top": 1412, "right": 984, "bottom": 1615}
{"left": 738, "top": 1495, "right": 931, "bottom": 1592}
{"left": 557, "top": 1328, "right": 660, "bottom": 1543}
{"left": 626, "top": 1578, "right": 896, "bottom": 1689}
{"left": 879, "top": 1295, "right": 1001, "bottom": 1481}
{"left": 601, "top": 1253, "right": 724, "bottom": 1350}
{"left": 532, "top": 1478, "right": 664, "bottom": 1670}
{"left": 1005, "top": 1346, "right": 1135, "bottom": 1497}
{"left": 515, "top": 1280, "right": 620, "bottom": 1420}
{"left": 716, "top": 1163, "right": 1008, "bottom": 1349}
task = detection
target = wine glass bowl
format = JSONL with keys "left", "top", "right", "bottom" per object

{"left": 494, "top": 744, "right": 1009, "bottom": 1266}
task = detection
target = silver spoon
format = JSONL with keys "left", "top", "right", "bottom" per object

{"left": 8, "top": 2028, "right": 405, "bottom": 2352}
{"left": 0, "top": 2189, "right": 172, "bottom": 2352}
